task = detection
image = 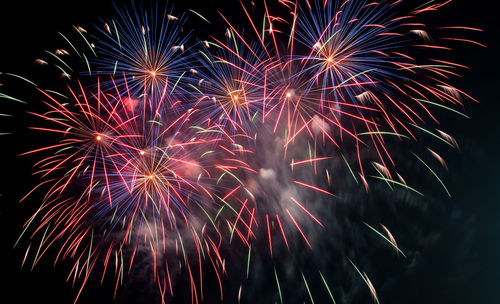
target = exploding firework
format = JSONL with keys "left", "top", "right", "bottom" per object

{"left": 0, "top": 0, "right": 484, "bottom": 303}
{"left": 193, "top": 38, "right": 271, "bottom": 136}
{"left": 91, "top": 1, "right": 193, "bottom": 102}
{"left": 15, "top": 76, "right": 254, "bottom": 302}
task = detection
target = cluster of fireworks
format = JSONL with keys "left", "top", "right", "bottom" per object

{"left": 1, "top": 0, "right": 483, "bottom": 303}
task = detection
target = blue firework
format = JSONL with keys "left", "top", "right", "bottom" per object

{"left": 91, "top": 1, "right": 194, "bottom": 104}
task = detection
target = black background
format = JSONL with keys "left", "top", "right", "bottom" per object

{"left": 0, "top": 0, "right": 498, "bottom": 303}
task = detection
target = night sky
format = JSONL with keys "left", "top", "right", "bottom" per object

{"left": 0, "top": 0, "right": 499, "bottom": 303}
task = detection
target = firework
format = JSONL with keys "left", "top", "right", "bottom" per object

{"left": 1, "top": 0, "right": 484, "bottom": 303}
{"left": 192, "top": 38, "right": 271, "bottom": 136}
{"left": 16, "top": 76, "right": 253, "bottom": 302}
{"left": 91, "top": 1, "right": 193, "bottom": 103}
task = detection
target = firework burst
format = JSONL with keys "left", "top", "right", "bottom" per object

{"left": 1, "top": 0, "right": 484, "bottom": 303}
{"left": 91, "top": 1, "right": 193, "bottom": 102}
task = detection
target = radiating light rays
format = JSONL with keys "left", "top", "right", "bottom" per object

{"left": 21, "top": 80, "right": 138, "bottom": 205}
{"left": 183, "top": 0, "right": 483, "bottom": 270}
{"left": 206, "top": 1, "right": 482, "bottom": 302}
{"left": 91, "top": 1, "right": 192, "bottom": 102}
{"left": 280, "top": 0, "right": 480, "bottom": 182}
{"left": 192, "top": 39, "right": 272, "bottom": 136}
{"left": 263, "top": 58, "right": 363, "bottom": 149}
{"left": 7, "top": 0, "right": 484, "bottom": 303}
{"left": 296, "top": 0, "right": 403, "bottom": 92}
{"left": 19, "top": 74, "right": 254, "bottom": 303}
{"left": 292, "top": 0, "right": 413, "bottom": 161}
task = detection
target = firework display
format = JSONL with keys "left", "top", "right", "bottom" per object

{"left": 0, "top": 0, "right": 484, "bottom": 303}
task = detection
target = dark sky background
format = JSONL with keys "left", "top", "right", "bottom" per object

{"left": 0, "top": 0, "right": 499, "bottom": 303}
